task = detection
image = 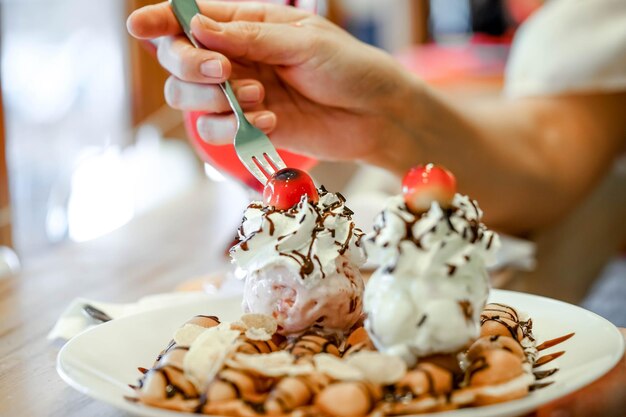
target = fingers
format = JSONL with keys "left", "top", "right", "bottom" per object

{"left": 157, "top": 35, "right": 231, "bottom": 83}
{"left": 165, "top": 77, "right": 265, "bottom": 112}
{"left": 127, "top": 1, "right": 310, "bottom": 40}
{"left": 190, "top": 14, "right": 321, "bottom": 65}
{"left": 196, "top": 111, "right": 277, "bottom": 144}
{"left": 127, "top": 3, "right": 181, "bottom": 39}
{"left": 199, "top": 1, "right": 311, "bottom": 23}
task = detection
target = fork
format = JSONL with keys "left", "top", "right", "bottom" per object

{"left": 170, "top": 0, "right": 286, "bottom": 184}
{"left": 82, "top": 304, "right": 113, "bottom": 323}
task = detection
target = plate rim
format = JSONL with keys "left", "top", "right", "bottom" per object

{"left": 56, "top": 289, "right": 625, "bottom": 417}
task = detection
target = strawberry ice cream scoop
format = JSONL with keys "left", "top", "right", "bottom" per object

{"left": 242, "top": 257, "right": 363, "bottom": 335}
{"left": 231, "top": 187, "right": 366, "bottom": 336}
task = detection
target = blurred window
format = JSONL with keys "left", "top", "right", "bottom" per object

{"left": 1, "top": 0, "right": 130, "bottom": 257}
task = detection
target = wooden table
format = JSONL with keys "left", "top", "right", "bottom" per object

{"left": 0, "top": 180, "right": 624, "bottom": 417}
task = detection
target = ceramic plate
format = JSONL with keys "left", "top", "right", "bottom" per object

{"left": 57, "top": 290, "right": 624, "bottom": 417}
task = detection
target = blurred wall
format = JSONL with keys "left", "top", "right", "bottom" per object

{"left": 127, "top": 0, "right": 169, "bottom": 126}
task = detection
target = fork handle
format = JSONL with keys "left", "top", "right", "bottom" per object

{"left": 219, "top": 81, "right": 252, "bottom": 130}
{"left": 169, "top": 0, "right": 251, "bottom": 130}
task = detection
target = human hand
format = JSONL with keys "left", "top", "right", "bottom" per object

{"left": 127, "top": 1, "right": 419, "bottom": 164}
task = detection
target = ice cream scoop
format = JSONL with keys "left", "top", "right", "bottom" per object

{"left": 363, "top": 166, "right": 499, "bottom": 363}
{"left": 231, "top": 187, "right": 366, "bottom": 336}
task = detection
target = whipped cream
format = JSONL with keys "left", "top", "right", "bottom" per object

{"left": 363, "top": 194, "right": 500, "bottom": 363}
{"left": 230, "top": 189, "right": 365, "bottom": 287}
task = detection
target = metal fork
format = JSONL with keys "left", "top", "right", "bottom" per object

{"left": 170, "top": 0, "right": 286, "bottom": 184}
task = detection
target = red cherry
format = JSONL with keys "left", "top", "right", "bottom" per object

{"left": 402, "top": 164, "right": 457, "bottom": 213}
{"left": 263, "top": 168, "right": 319, "bottom": 210}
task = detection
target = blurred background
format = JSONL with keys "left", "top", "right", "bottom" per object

{"left": 0, "top": 0, "right": 522, "bottom": 258}
{"left": 0, "top": 0, "right": 624, "bottom": 313}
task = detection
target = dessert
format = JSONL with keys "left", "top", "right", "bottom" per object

{"left": 230, "top": 168, "right": 366, "bottom": 336}
{"left": 130, "top": 164, "right": 575, "bottom": 416}
{"left": 364, "top": 164, "right": 499, "bottom": 363}
{"left": 130, "top": 304, "right": 574, "bottom": 415}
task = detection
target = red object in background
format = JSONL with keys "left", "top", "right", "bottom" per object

{"left": 505, "top": 0, "right": 543, "bottom": 25}
{"left": 184, "top": 111, "right": 317, "bottom": 191}
{"left": 395, "top": 41, "right": 510, "bottom": 85}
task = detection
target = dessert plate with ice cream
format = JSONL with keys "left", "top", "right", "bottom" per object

{"left": 57, "top": 166, "right": 624, "bottom": 417}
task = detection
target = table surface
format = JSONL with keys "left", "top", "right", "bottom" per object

{"left": 1, "top": 180, "right": 624, "bottom": 417}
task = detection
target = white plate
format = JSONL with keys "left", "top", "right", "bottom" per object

{"left": 57, "top": 290, "right": 624, "bottom": 417}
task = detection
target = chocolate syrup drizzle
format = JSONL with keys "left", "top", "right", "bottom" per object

{"left": 232, "top": 186, "right": 362, "bottom": 280}
{"left": 135, "top": 366, "right": 195, "bottom": 401}
{"left": 466, "top": 356, "right": 490, "bottom": 383}
{"left": 368, "top": 196, "right": 493, "bottom": 276}
{"left": 384, "top": 363, "right": 452, "bottom": 404}
{"left": 458, "top": 300, "right": 474, "bottom": 321}
{"left": 482, "top": 303, "right": 518, "bottom": 321}
{"left": 286, "top": 332, "right": 341, "bottom": 358}
{"left": 240, "top": 339, "right": 275, "bottom": 354}
{"left": 420, "top": 365, "right": 438, "bottom": 396}
{"left": 480, "top": 304, "right": 535, "bottom": 342}
{"left": 481, "top": 316, "right": 521, "bottom": 340}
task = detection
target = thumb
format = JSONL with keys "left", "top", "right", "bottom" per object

{"left": 190, "top": 14, "right": 319, "bottom": 66}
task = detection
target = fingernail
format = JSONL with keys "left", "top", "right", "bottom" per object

{"left": 164, "top": 78, "right": 180, "bottom": 106}
{"left": 237, "top": 85, "right": 261, "bottom": 102}
{"left": 196, "top": 116, "right": 207, "bottom": 142}
{"left": 253, "top": 113, "right": 276, "bottom": 130}
{"left": 196, "top": 117, "right": 210, "bottom": 141}
{"left": 193, "top": 13, "right": 222, "bottom": 32}
{"left": 200, "top": 59, "right": 223, "bottom": 78}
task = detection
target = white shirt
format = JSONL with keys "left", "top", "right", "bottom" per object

{"left": 505, "top": 0, "right": 626, "bottom": 98}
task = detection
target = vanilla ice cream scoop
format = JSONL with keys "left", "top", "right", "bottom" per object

{"left": 363, "top": 194, "right": 499, "bottom": 364}
{"left": 230, "top": 188, "right": 366, "bottom": 335}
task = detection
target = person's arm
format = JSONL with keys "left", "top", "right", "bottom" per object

{"left": 127, "top": 1, "right": 626, "bottom": 234}
{"left": 383, "top": 84, "right": 626, "bottom": 233}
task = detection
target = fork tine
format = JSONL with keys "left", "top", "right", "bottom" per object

{"left": 245, "top": 157, "right": 270, "bottom": 184}
{"left": 253, "top": 155, "right": 277, "bottom": 178}
{"left": 263, "top": 153, "right": 279, "bottom": 172}
{"left": 264, "top": 149, "right": 287, "bottom": 171}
